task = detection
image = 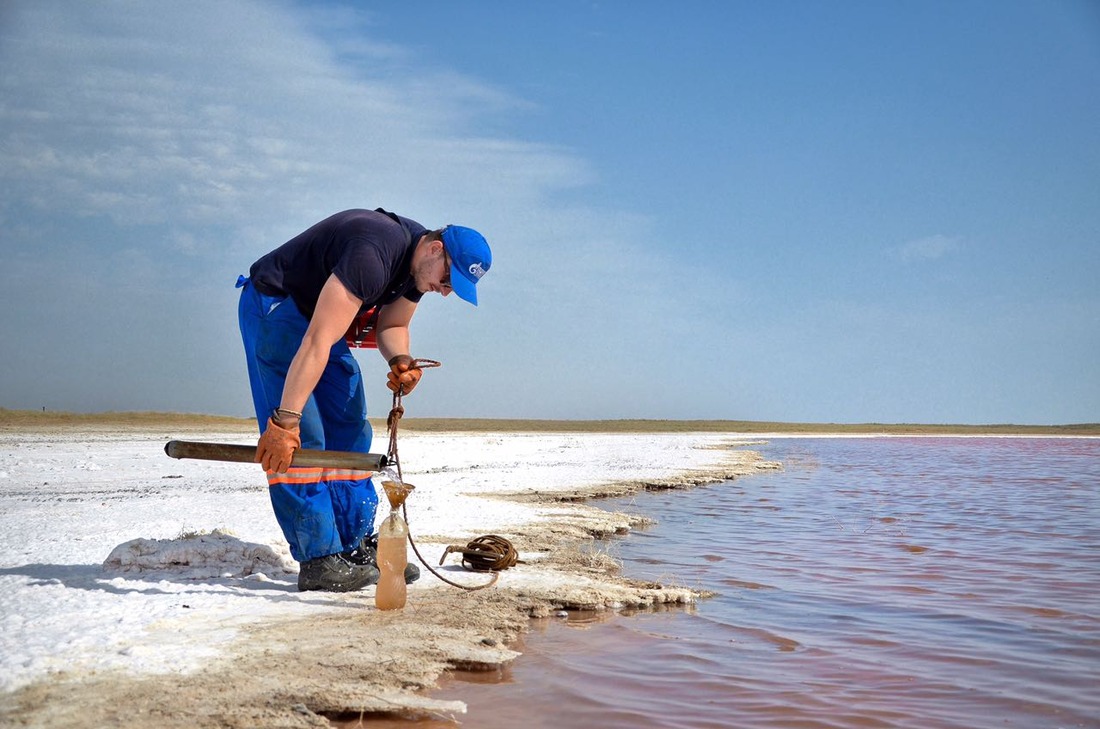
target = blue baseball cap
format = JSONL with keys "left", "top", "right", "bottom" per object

{"left": 441, "top": 225, "right": 491, "bottom": 306}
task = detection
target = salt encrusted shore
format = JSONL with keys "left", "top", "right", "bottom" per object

{"left": 0, "top": 428, "right": 779, "bottom": 727}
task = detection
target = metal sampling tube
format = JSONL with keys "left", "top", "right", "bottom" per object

{"left": 164, "top": 440, "right": 388, "bottom": 471}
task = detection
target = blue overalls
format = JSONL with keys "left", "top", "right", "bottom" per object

{"left": 236, "top": 276, "right": 379, "bottom": 562}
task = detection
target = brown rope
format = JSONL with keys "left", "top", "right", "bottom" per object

{"left": 386, "top": 359, "right": 506, "bottom": 591}
{"left": 384, "top": 358, "right": 440, "bottom": 483}
{"left": 439, "top": 535, "right": 523, "bottom": 572}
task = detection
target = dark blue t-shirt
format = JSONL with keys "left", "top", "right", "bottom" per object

{"left": 248, "top": 209, "right": 427, "bottom": 319}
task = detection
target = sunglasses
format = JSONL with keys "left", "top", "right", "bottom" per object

{"left": 440, "top": 248, "right": 453, "bottom": 292}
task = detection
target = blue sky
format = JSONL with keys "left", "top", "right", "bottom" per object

{"left": 1, "top": 0, "right": 1097, "bottom": 424}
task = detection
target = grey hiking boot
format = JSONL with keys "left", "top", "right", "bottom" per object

{"left": 297, "top": 553, "right": 379, "bottom": 592}
{"left": 345, "top": 534, "right": 421, "bottom": 584}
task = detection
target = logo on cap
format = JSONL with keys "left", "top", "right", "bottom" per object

{"left": 469, "top": 263, "right": 486, "bottom": 279}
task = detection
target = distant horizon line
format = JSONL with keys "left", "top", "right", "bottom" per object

{"left": 2, "top": 407, "right": 1097, "bottom": 435}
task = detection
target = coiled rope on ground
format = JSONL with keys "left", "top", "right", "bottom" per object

{"left": 439, "top": 534, "right": 522, "bottom": 572}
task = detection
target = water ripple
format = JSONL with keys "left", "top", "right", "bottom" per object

{"left": 423, "top": 437, "right": 1100, "bottom": 729}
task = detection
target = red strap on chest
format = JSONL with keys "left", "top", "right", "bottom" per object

{"left": 345, "top": 307, "right": 379, "bottom": 349}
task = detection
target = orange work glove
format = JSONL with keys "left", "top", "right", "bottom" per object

{"left": 255, "top": 417, "right": 301, "bottom": 473}
{"left": 387, "top": 354, "right": 422, "bottom": 395}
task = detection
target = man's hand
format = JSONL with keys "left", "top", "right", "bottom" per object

{"left": 256, "top": 417, "right": 301, "bottom": 473}
{"left": 387, "top": 354, "right": 422, "bottom": 395}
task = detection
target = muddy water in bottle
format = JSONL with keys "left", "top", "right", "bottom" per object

{"left": 375, "top": 479, "right": 411, "bottom": 611}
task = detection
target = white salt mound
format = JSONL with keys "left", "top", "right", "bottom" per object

{"left": 103, "top": 529, "right": 296, "bottom": 578}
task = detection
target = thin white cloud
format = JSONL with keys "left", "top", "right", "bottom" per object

{"left": 0, "top": 0, "right": 705, "bottom": 416}
{"left": 896, "top": 234, "right": 960, "bottom": 263}
{"left": 0, "top": 0, "right": 586, "bottom": 249}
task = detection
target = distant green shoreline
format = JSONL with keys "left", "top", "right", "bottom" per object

{"left": 2, "top": 408, "right": 1097, "bottom": 436}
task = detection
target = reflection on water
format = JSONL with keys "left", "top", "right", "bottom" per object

{"left": 347, "top": 437, "right": 1100, "bottom": 729}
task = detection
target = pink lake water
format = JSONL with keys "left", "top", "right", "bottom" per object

{"left": 350, "top": 436, "right": 1100, "bottom": 728}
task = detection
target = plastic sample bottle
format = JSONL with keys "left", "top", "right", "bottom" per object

{"left": 375, "top": 476, "right": 413, "bottom": 611}
{"left": 375, "top": 509, "right": 409, "bottom": 610}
